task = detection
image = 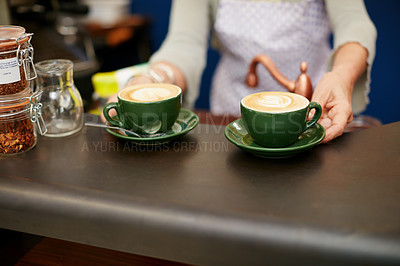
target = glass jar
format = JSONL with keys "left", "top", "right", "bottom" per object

{"left": 0, "top": 25, "right": 37, "bottom": 95}
{"left": 35, "top": 59, "right": 83, "bottom": 137}
{"left": 0, "top": 88, "right": 45, "bottom": 155}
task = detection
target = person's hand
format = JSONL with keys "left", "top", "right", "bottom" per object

{"left": 100, "top": 92, "right": 118, "bottom": 123}
{"left": 311, "top": 69, "right": 353, "bottom": 143}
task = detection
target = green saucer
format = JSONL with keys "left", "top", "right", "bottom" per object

{"left": 224, "top": 118, "right": 325, "bottom": 158}
{"left": 106, "top": 108, "right": 199, "bottom": 145}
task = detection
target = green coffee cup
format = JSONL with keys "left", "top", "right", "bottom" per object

{"left": 103, "top": 83, "right": 182, "bottom": 134}
{"left": 241, "top": 91, "right": 322, "bottom": 147}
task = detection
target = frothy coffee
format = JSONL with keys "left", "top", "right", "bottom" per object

{"left": 120, "top": 83, "right": 181, "bottom": 103}
{"left": 242, "top": 91, "right": 309, "bottom": 113}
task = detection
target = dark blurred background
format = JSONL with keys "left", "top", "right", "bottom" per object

{"left": 2, "top": 0, "right": 399, "bottom": 124}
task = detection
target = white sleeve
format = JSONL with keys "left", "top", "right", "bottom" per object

{"left": 325, "top": 0, "right": 377, "bottom": 114}
{"left": 149, "top": 0, "right": 211, "bottom": 109}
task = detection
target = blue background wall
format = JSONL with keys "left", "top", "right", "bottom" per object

{"left": 131, "top": 0, "right": 400, "bottom": 124}
{"left": 362, "top": 0, "right": 400, "bottom": 124}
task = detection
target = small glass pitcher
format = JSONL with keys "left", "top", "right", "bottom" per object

{"left": 35, "top": 59, "right": 83, "bottom": 137}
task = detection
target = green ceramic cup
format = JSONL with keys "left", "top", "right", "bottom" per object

{"left": 241, "top": 91, "right": 322, "bottom": 148}
{"left": 103, "top": 83, "right": 182, "bottom": 134}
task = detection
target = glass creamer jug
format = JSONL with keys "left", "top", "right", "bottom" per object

{"left": 35, "top": 59, "right": 83, "bottom": 137}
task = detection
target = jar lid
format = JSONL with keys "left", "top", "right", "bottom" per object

{"left": 0, "top": 87, "right": 32, "bottom": 111}
{"left": 0, "top": 25, "right": 30, "bottom": 49}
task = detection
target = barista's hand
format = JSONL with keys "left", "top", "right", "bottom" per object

{"left": 311, "top": 68, "right": 353, "bottom": 143}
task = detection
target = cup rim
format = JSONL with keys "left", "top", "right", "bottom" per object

{"left": 241, "top": 91, "right": 310, "bottom": 114}
{"left": 117, "top": 83, "right": 182, "bottom": 104}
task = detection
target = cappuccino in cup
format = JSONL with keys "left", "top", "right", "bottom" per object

{"left": 241, "top": 91, "right": 322, "bottom": 147}
{"left": 241, "top": 91, "right": 309, "bottom": 113}
{"left": 103, "top": 83, "right": 182, "bottom": 134}
{"left": 120, "top": 83, "right": 181, "bottom": 103}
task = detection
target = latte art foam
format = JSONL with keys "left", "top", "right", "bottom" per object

{"left": 258, "top": 95, "right": 293, "bottom": 108}
{"left": 130, "top": 87, "right": 172, "bottom": 102}
{"left": 120, "top": 84, "right": 181, "bottom": 103}
{"left": 242, "top": 91, "right": 309, "bottom": 113}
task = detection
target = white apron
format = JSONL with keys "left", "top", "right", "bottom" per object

{"left": 210, "top": 0, "right": 331, "bottom": 116}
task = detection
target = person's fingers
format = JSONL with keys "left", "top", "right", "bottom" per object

{"left": 347, "top": 112, "right": 354, "bottom": 123}
{"left": 311, "top": 82, "right": 330, "bottom": 107}
{"left": 322, "top": 123, "right": 345, "bottom": 143}
{"left": 311, "top": 86, "right": 331, "bottom": 124}
{"left": 318, "top": 116, "right": 331, "bottom": 130}
{"left": 101, "top": 109, "right": 117, "bottom": 123}
{"left": 100, "top": 93, "right": 118, "bottom": 123}
{"left": 309, "top": 92, "right": 330, "bottom": 122}
{"left": 320, "top": 107, "right": 350, "bottom": 143}
{"left": 109, "top": 93, "right": 118, "bottom": 103}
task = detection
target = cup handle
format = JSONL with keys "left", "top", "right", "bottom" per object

{"left": 103, "top": 102, "right": 123, "bottom": 127}
{"left": 305, "top": 102, "right": 322, "bottom": 130}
